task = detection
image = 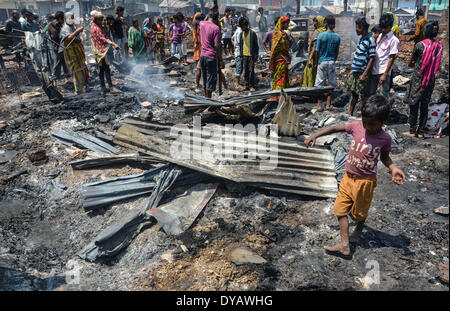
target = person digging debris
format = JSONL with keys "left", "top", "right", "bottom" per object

{"left": 305, "top": 95, "right": 406, "bottom": 257}
{"left": 90, "top": 12, "right": 121, "bottom": 95}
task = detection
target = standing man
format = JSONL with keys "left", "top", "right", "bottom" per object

{"left": 48, "top": 11, "right": 69, "bottom": 83}
{"left": 346, "top": 17, "right": 376, "bottom": 116}
{"left": 262, "top": 17, "right": 279, "bottom": 54}
{"left": 19, "top": 9, "right": 27, "bottom": 27}
{"left": 241, "top": 9, "right": 249, "bottom": 24}
{"left": 22, "top": 11, "right": 39, "bottom": 32}
{"left": 232, "top": 18, "right": 243, "bottom": 89}
{"left": 221, "top": 8, "right": 234, "bottom": 57}
{"left": 367, "top": 13, "right": 399, "bottom": 100}
{"left": 256, "top": 7, "right": 268, "bottom": 54}
{"left": 238, "top": 17, "right": 259, "bottom": 92}
{"left": 409, "top": 8, "right": 427, "bottom": 44}
{"left": 230, "top": 7, "right": 238, "bottom": 35}
{"left": 5, "top": 10, "right": 23, "bottom": 64}
{"left": 199, "top": 12, "right": 224, "bottom": 98}
{"left": 180, "top": 14, "right": 192, "bottom": 64}
{"left": 112, "top": 6, "right": 126, "bottom": 63}
{"left": 5, "top": 10, "right": 22, "bottom": 45}
{"left": 313, "top": 15, "right": 341, "bottom": 111}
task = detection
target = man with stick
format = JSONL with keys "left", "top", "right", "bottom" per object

{"left": 48, "top": 11, "right": 69, "bottom": 83}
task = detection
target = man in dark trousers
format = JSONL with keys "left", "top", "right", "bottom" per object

{"left": 112, "top": 6, "right": 127, "bottom": 62}
{"left": 238, "top": 17, "right": 259, "bottom": 92}
{"left": 199, "top": 12, "right": 224, "bottom": 98}
{"left": 48, "top": 11, "right": 68, "bottom": 83}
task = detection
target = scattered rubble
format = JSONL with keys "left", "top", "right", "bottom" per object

{"left": 0, "top": 33, "right": 448, "bottom": 291}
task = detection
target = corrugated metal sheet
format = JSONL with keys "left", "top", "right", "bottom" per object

{"left": 182, "top": 86, "right": 334, "bottom": 112}
{"left": 113, "top": 119, "right": 338, "bottom": 198}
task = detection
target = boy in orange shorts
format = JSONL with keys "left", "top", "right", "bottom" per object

{"left": 305, "top": 95, "right": 405, "bottom": 256}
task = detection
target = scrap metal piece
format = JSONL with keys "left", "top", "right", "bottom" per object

{"left": 147, "top": 182, "right": 218, "bottom": 235}
{"left": 183, "top": 86, "right": 334, "bottom": 112}
{"left": 81, "top": 164, "right": 209, "bottom": 211}
{"left": 78, "top": 164, "right": 183, "bottom": 262}
{"left": 52, "top": 129, "right": 121, "bottom": 155}
{"left": 272, "top": 91, "right": 307, "bottom": 137}
{"left": 113, "top": 119, "right": 338, "bottom": 198}
{"left": 70, "top": 153, "right": 161, "bottom": 170}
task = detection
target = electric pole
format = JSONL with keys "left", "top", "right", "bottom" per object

{"left": 379, "top": 0, "right": 384, "bottom": 19}
{"left": 425, "top": 0, "right": 431, "bottom": 19}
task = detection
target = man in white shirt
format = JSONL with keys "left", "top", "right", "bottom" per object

{"left": 232, "top": 18, "right": 243, "bottom": 89}
{"left": 368, "top": 13, "right": 399, "bottom": 100}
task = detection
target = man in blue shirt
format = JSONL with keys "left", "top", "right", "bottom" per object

{"left": 347, "top": 17, "right": 376, "bottom": 115}
{"left": 313, "top": 15, "right": 341, "bottom": 111}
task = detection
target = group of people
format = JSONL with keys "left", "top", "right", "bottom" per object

{"left": 3, "top": 6, "right": 140, "bottom": 95}
{"left": 298, "top": 9, "right": 446, "bottom": 139}
{"left": 3, "top": 6, "right": 447, "bottom": 138}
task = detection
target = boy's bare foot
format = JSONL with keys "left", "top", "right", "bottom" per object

{"left": 402, "top": 131, "right": 415, "bottom": 137}
{"left": 110, "top": 87, "right": 120, "bottom": 93}
{"left": 324, "top": 243, "right": 350, "bottom": 256}
{"left": 249, "top": 87, "right": 256, "bottom": 92}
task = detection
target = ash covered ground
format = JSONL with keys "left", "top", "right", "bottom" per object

{"left": 0, "top": 57, "right": 448, "bottom": 291}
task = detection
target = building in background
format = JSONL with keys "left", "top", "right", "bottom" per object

{"left": 0, "top": 0, "right": 94, "bottom": 23}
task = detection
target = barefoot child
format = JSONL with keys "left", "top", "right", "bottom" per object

{"left": 304, "top": 95, "right": 405, "bottom": 256}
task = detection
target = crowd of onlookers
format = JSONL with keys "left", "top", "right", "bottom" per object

{"left": 1, "top": 6, "right": 448, "bottom": 138}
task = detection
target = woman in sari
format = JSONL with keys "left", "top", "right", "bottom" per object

{"left": 128, "top": 19, "right": 147, "bottom": 64}
{"left": 90, "top": 12, "right": 120, "bottom": 94}
{"left": 301, "top": 16, "right": 326, "bottom": 87}
{"left": 193, "top": 12, "right": 205, "bottom": 88}
{"left": 142, "top": 17, "right": 156, "bottom": 64}
{"left": 155, "top": 17, "right": 165, "bottom": 62}
{"left": 269, "top": 16, "right": 292, "bottom": 93}
{"left": 60, "top": 12, "right": 89, "bottom": 94}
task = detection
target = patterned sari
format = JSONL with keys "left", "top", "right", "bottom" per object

{"left": 301, "top": 16, "right": 325, "bottom": 87}
{"left": 61, "top": 24, "right": 88, "bottom": 93}
{"left": 156, "top": 24, "right": 165, "bottom": 60}
{"left": 269, "top": 16, "right": 291, "bottom": 91}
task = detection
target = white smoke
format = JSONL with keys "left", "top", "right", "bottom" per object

{"left": 126, "top": 64, "right": 185, "bottom": 102}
